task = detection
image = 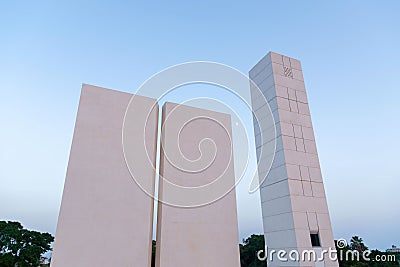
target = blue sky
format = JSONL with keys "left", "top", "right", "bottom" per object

{"left": 0, "top": 1, "right": 399, "bottom": 250}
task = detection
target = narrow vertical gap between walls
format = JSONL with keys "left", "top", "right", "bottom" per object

{"left": 152, "top": 105, "right": 163, "bottom": 244}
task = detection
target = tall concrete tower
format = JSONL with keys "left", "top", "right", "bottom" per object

{"left": 250, "top": 52, "right": 338, "bottom": 267}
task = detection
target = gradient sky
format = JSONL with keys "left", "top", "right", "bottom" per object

{"left": 0, "top": 1, "right": 399, "bottom": 251}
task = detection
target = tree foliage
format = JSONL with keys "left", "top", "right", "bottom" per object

{"left": 0, "top": 221, "right": 54, "bottom": 267}
{"left": 238, "top": 234, "right": 398, "bottom": 267}
{"left": 336, "top": 236, "right": 399, "bottom": 267}
{"left": 239, "top": 234, "right": 266, "bottom": 267}
{"left": 350, "top": 236, "right": 369, "bottom": 254}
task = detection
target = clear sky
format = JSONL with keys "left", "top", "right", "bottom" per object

{"left": 0, "top": 0, "right": 399, "bottom": 251}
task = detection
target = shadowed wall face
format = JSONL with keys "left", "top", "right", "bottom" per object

{"left": 51, "top": 85, "right": 158, "bottom": 267}
{"left": 156, "top": 102, "right": 241, "bottom": 267}
{"left": 250, "top": 52, "right": 338, "bottom": 267}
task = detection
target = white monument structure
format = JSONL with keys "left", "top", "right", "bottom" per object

{"left": 156, "top": 102, "right": 240, "bottom": 267}
{"left": 51, "top": 85, "right": 241, "bottom": 267}
{"left": 50, "top": 85, "right": 159, "bottom": 267}
{"left": 51, "top": 52, "right": 338, "bottom": 267}
{"left": 250, "top": 52, "right": 338, "bottom": 267}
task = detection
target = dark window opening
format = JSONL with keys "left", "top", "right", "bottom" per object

{"left": 310, "top": 233, "right": 321, "bottom": 247}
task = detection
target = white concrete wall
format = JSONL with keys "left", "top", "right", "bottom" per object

{"left": 51, "top": 84, "right": 158, "bottom": 267}
{"left": 156, "top": 102, "right": 241, "bottom": 267}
